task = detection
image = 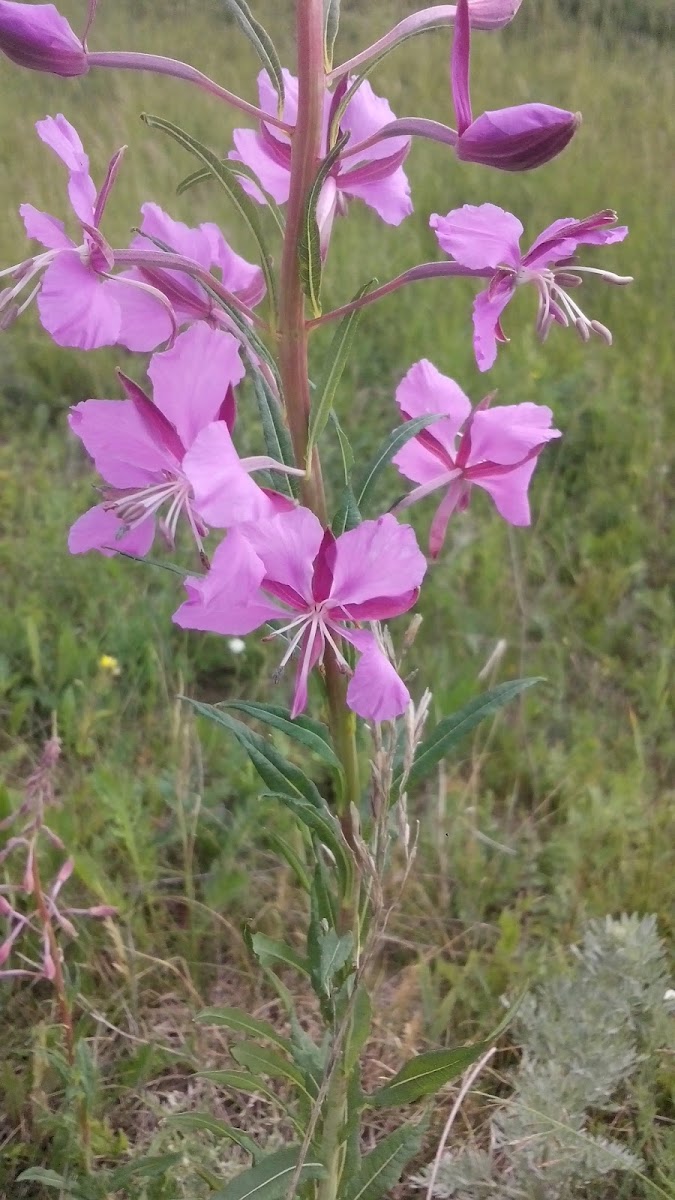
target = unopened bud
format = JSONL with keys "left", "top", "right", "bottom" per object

{"left": 0, "top": 1, "right": 89, "bottom": 77}
{"left": 457, "top": 104, "right": 580, "bottom": 172}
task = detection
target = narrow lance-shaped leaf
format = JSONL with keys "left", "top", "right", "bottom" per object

{"left": 268, "top": 792, "right": 354, "bottom": 899}
{"left": 353, "top": 413, "right": 443, "bottom": 514}
{"left": 249, "top": 930, "right": 310, "bottom": 978}
{"left": 184, "top": 700, "right": 324, "bottom": 808}
{"left": 140, "top": 113, "right": 277, "bottom": 318}
{"left": 195, "top": 1005, "right": 291, "bottom": 1052}
{"left": 306, "top": 282, "right": 375, "bottom": 470}
{"left": 342, "top": 1120, "right": 429, "bottom": 1200}
{"left": 265, "top": 830, "right": 312, "bottom": 893}
{"left": 368, "top": 1044, "right": 486, "bottom": 1108}
{"left": 396, "top": 678, "right": 543, "bottom": 790}
{"left": 211, "top": 1144, "right": 325, "bottom": 1200}
{"left": 252, "top": 373, "right": 297, "bottom": 498}
{"left": 231, "top": 1042, "right": 316, "bottom": 1104}
{"left": 332, "top": 483, "right": 362, "bottom": 536}
{"left": 299, "top": 131, "right": 349, "bottom": 318}
{"left": 218, "top": 700, "right": 343, "bottom": 777}
{"left": 165, "top": 1113, "right": 260, "bottom": 1161}
{"left": 178, "top": 160, "right": 286, "bottom": 236}
{"left": 324, "top": 0, "right": 341, "bottom": 70}
{"left": 329, "top": 409, "right": 355, "bottom": 484}
{"left": 221, "top": 0, "right": 285, "bottom": 116}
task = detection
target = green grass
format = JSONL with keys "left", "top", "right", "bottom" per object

{"left": 0, "top": 1, "right": 673, "bottom": 1195}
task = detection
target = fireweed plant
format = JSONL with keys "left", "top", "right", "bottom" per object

{"left": 0, "top": 0, "right": 633, "bottom": 1195}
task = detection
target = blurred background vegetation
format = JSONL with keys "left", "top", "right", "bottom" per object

{"left": 0, "top": 0, "right": 673, "bottom": 1195}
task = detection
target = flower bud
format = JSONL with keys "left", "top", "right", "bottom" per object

{"left": 0, "top": 1, "right": 88, "bottom": 77}
{"left": 457, "top": 104, "right": 580, "bottom": 172}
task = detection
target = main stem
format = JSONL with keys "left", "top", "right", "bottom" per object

{"left": 277, "top": 6, "right": 358, "bottom": 1198}
{"left": 278, "top": 0, "right": 360, "bottom": 825}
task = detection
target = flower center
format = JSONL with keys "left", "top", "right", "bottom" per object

{"left": 516, "top": 264, "right": 613, "bottom": 344}
{"left": 102, "top": 470, "right": 208, "bottom": 555}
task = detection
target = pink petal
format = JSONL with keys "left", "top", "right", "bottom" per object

{"left": 395, "top": 358, "right": 472, "bottom": 448}
{"left": 110, "top": 275, "right": 176, "bottom": 351}
{"left": 173, "top": 530, "right": 277, "bottom": 634}
{"left": 201, "top": 222, "right": 266, "bottom": 306}
{"left": 68, "top": 505, "right": 155, "bottom": 557}
{"left": 230, "top": 129, "right": 291, "bottom": 205}
{"left": 347, "top": 645, "right": 410, "bottom": 721}
{"left": 340, "top": 80, "right": 408, "bottom": 165}
{"left": 35, "top": 114, "right": 96, "bottom": 224}
{"left": 35, "top": 113, "right": 88, "bottom": 172}
{"left": 241, "top": 508, "right": 324, "bottom": 606}
{"left": 393, "top": 440, "right": 451, "bottom": 486}
{"left": 20, "top": 202, "right": 72, "bottom": 250}
{"left": 37, "top": 252, "right": 121, "bottom": 348}
{"left": 431, "top": 203, "right": 523, "bottom": 269}
{"left": 259, "top": 67, "right": 299, "bottom": 131}
{"left": 428, "top": 479, "right": 465, "bottom": 557}
{"left": 472, "top": 456, "right": 541, "bottom": 525}
{"left": 468, "top": 402, "right": 561, "bottom": 465}
{"left": 147, "top": 324, "right": 245, "bottom": 448}
{"left": 68, "top": 399, "right": 170, "bottom": 486}
{"left": 471, "top": 280, "right": 514, "bottom": 371}
{"left": 329, "top": 515, "right": 426, "bottom": 608}
{"left": 134, "top": 201, "right": 212, "bottom": 266}
{"left": 183, "top": 423, "right": 281, "bottom": 527}
{"left": 339, "top": 166, "right": 412, "bottom": 226}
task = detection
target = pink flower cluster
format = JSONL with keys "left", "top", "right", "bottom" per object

{"left": 0, "top": 0, "right": 632, "bottom": 726}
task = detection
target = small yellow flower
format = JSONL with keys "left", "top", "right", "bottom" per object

{"left": 98, "top": 654, "right": 121, "bottom": 677}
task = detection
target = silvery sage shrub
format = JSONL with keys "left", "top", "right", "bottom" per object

{"left": 0, "top": 1, "right": 633, "bottom": 1196}
{"left": 411, "top": 914, "right": 674, "bottom": 1199}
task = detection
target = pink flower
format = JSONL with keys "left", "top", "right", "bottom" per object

{"left": 231, "top": 69, "right": 412, "bottom": 250}
{"left": 0, "top": 1, "right": 87, "bottom": 76}
{"left": 431, "top": 204, "right": 631, "bottom": 370}
{"left": 114, "top": 202, "right": 266, "bottom": 350}
{"left": 68, "top": 325, "right": 294, "bottom": 561}
{"left": 0, "top": 115, "right": 170, "bottom": 349}
{"left": 392, "top": 360, "right": 561, "bottom": 555}
{"left": 450, "top": 0, "right": 578, "bottom": 171}
{"left": 173, "top": 510, "right": 426, "bottom": 721}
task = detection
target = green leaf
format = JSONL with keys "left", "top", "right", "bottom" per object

{"left": 332, "top": 483, "right": 362, "bottom": 535}
{"left": 298, "top": 132, "right": 349, "bottom": 317}
{"left": 185, "top": 701, "right": 324, "bottom": 808}
{"left": 342, "top": 1120, "right": 428, "bottom": 1200}
{"left": 197, "top": 1069, "right": 283, "bottom": 1109}
{"left": 106, "top": 1154, "right": 183, "bottom": 1186}
{"left": 211, "top": 1145, "right": 325, "bottom": 1200}
{"left": 250, "top": 931, "right": 310, "bottom": 977}
{"left": 319, "top": 929, "right": 354, "bottom": 996}
{"left": 16, "top": 1170, "right": 70, "bottom": 1191}
{"left": 251, "top": 373, "right": 297, "bottom": 497}
{"left": 178, "top": 160, "right": 285, "bottom": 232}
{"left": 265, "top": 830, "right": 312, "bottom": 892}
{"left": 231, "top": 1042, "right": 316, "bottom": 1103}
{"left": 397, "top": 678, "right": 543, "bottom": 790}
{"left": 368, "top": 1045, "right": 486, "bottom": 1108}
{"left": 324, "top": 0, "right": 341, "bottom": 69}
{"left": 345, "top": 984, "right": 372, "bottom": 1073}
{"left": 353, "top": 414, "right": 443, "bottom": 513}
{"left": 221, "top": 0, "right": 285, "bottom": 116}
{"left": 166, "top": 1112, "right": 259, "bottom": 1160}
{"left": 329, "top": 409, "right": 355, "bottom": 484}
{"left": 140, "top": 113, "right": 277, "bottom": 315}
{"left": 196, "top": 1006, "right": 291, "bottom": 1052}
{"left": 270, "top": 793, "right": 353, "bottom": 898}
{"left": 219, "top": 700, "right": 342, "bottom": 777}
{"left": 306, "top": 283, "right": 375, "bottom": 468}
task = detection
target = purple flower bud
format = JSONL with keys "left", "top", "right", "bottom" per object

{"left": 456, "top": 104, "right": 580, "bottom": 171}
{"left": 0, "top": 2, "right": 88, "bottom": 77}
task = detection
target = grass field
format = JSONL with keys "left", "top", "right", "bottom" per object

{"left": 0, "top": 1, "right": 673, "bottom": 1195}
